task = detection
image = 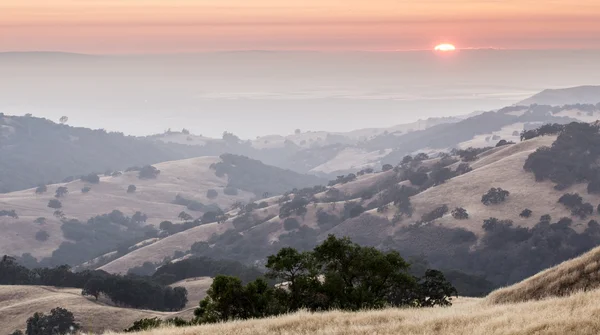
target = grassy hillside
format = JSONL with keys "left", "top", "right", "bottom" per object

{"left": 487, "top": 245, "right": 600, "bottom": 305}
{"left": 0, "top": 156, "right": 253, "bottom": 260}
{"left": 0, "top": 114, "right": 213, "bottom": 193}
{"left": 0, "top": 285, "right": 177, "bottom": 334}
{"left": 105, "top": 290, "right": 600, "bottom": 335}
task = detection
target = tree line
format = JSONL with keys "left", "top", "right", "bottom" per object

{"left": 0, "top": 256, "right": 187, "bottom": 312}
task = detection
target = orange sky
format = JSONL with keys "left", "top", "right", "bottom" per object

{"left": 1, "top": 0, "right": 600, "bottom": 53}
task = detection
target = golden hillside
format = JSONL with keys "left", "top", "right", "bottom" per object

{"left": 105, "top": 289, "right": 600, "bottom": 335}
{"left": 0, "top": 286, "right": 175, "bottom": 334}
{"left": 0, "top": 156, "right": 253, "bottom": 259}
{"left": 487, "top": 244, "right": 600, "bottom": 305}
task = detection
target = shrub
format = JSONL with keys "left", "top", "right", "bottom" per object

{"left": 47, "top": 199, "right": 62, "bottom": 209}
{"left": 127, "top": 185, "right": 137, "bottom": 193}
{"left": 206, "top": 189, "right": 218, "bottom": 199}
{"left": 138, "top": 165, "right": 160, "bottom": 179}
{"left": 178, "top": 211, "right": 193, "bottom": 222}
{"left": 35, "top": 185, "right": 47, "bottom": 194}
{"left": 223, "top": 186, "right": 239, "bottom": 196}
{"left": 481, "top": 188, "right": 510, "bottom": 205}
{"left": 34, "top": 217, "right": 46, "bottom": 225}
{"left": 520, "top": 209, "right": 532, "bottom": 218}
{"left": 495, "top": 140, "right": 515, "bottom": 147}
{"left": 408, "top": 171, "right": 429, "bottom": 186}
{"left": 451, "top": 207, "right": 469, "bottom": 220}
{"left": 35, "top": 230, "right": 50, "bottom": 242}
{"left": 81, "top": 186, "right": 91, "bottom": 193}
{"left": 382, "top": 164, "right": 393, "bottom": 172}
{"left": 80, "top": 173, "right": 100, "bottom": 184}
{"left": 283, "top": 218, "right": 301, "bottom": 230}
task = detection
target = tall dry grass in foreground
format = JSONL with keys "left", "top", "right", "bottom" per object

{"left": 487, "top": 245, "right": 600, "bottom": 304}
{"left": 106, "top": 289, "right": 600, "bottom": 335}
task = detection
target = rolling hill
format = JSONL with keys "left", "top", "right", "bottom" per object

{"left": 0, "top": 154, "right": 324, "bottom": 266}
{"left": 519, "top": 85, "right": 600, "bottom": 106}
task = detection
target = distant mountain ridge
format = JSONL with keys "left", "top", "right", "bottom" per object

{"left": 518, "top": 85, "right": 600, "bottom": 106}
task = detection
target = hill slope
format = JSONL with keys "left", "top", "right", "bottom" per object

{"left": 0, "top": 285, "right": 176, "bottom": 334}
{"left": 519, "top": 85, "right": 600, "bottom": 106}
{"left": 487, "top": 245, "right": 600, "bottom": 305}
{"left": 106, "top": 289, "right": 600, "bottom": 335}
{"left": 0, "top": 114, "right": 217, "bottom": 193}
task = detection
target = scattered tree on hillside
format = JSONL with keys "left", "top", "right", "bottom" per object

{"left": 132, "top": 211, "right": 148, "bottom": 224}
{"left": 408, "top": 170, "right": 429, "bottom": 186}
{"left": 279, "top": 197, "right": 309, "bottom": 219}
{"left": 414, "top": 153, "right": 429, "bottom": 161}
{"left": 24, "top": 307, "right": 79, "bottom": 335}
{"left": 418, "top": 205, "right": 449, "bottom": 224}
{"left": 520, "top": 209, "right": 533, "bottom": 218}
{"left": 138, "top": 165, "right": 160, "bottom": 179}
{"left": 382, "top": 164, "right": 393, "bottom": 172}
{"left": 223, "top": 186, "right": 239, "bottom": 196}
{"left": 59, "top": 116, "right": 69, "bottom": 124}
{"left": 206, "top": 189, "right": 219, "bottom": 199}
{"left": 558, "top": 193, "right": 594, "bottom": 219}
{"left": 80, "top": 173, "right": 100, "bottom": 184}
{"left": 455, "top": 163, "right": 472, "bottom": 175}
{"left": 35, "top": 230, "right": 49, "bottom": 242}
{"left": 283, "top": 217, "right": 301, "bottom": 230}
{"left": 178, "top": 211, "right": 193, "bottom": 222}
{"left": 481, "top": 188, "right": 510, "bottom": 205}
{"left": 451, "top": 207, "right": 469, "bottom": 220}
{"left": 0, "top": 209, "right": 18, "bottom": 218}
{"left": 33, "top": 217, "right": 46, "bottom": 225}
{"left": 588, "top": 181, "right": 600, "bottom": 194}
{"left": 35, "top": 185, "right": 47, "bottom": 194}
{"left": 53, "top": 210, "right": 65, "bottom": 219}
{"left": 81, "top": 186, "right": 91, "bottom": 193}
{"left": 47, "top": 199, "right": 62, "bottom": 209}
{"left": 159, "top": 221, "right": 174, "bottom": 231}
{"left": 55, "top": 186, "right": 68, "bottom": 198}
{"left": 127, "top": 185, "right": 137, "bottom": 193}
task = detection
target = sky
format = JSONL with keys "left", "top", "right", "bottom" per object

{"left": 1, "top": 0, "right": 600, "bottom": 53}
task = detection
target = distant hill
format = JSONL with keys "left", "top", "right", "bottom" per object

{"left": 0, "top": 114, "right": 212, "bottom": 193}
{"left": 0, "top": 154, "right": 324, "bottom": 265}
{"left": 519, "top": 85, "right": 600, "bottom": 106}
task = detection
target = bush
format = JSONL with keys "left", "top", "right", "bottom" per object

{"left": 283, "top": 218, "right": 301, "bottom": 230}
{"left": 495, "top": 140, "right": 515, "bottom": 147}
{"left": 382, "top": 164, "right": 393, "bottom": 172}
{"left": 223, "top": 186, "right": 239, "bottom": 196}
{"left": 519, "top": 209, "right": 532, "bottom": 218}
{"left": 34, "top": 217, "right": 46, "bottom": 225}
{"left": 80, "top": 173, "right": 100, "bottom": 184}
{"left": 47, "top": 199, "right": 62, "bottom": 209}
{"left": 35, "top": 230, "right": 50, "bottom": 242}
{"left": 127, "top": 185, "right": 137, "bottom": 193}
{"left": 206, "top": 189, "right": 218, "bottom": 199}
{"left": 81, "top": 186, "right": 91, "bottom": 193}
{"left": 451, "top": 207, "right": 469, "bottom": 220}
{"left": 481, "top": 188, "right": 510, "bottom": 205}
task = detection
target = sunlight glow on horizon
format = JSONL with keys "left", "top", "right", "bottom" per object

{"left": 1, "top": 0, "right": 599, "bottom": 53}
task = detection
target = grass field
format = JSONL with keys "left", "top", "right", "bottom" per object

{"left": 104, "top": 289, "right": 600, "bottom": 335}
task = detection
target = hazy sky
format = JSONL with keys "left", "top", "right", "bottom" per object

{"left": 2, "top": 0, "right": 600, "bottom": 53}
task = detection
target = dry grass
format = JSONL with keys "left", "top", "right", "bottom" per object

{"left": 0, "top": 156, "right": 253, "bottom": 259}
{"left": 395, "top": 136, "right": 600, "bottom": 235}
{"left": 487, "top": 245, "right": 600, "bottom": 304}
{"left": 104, "top": 289, "right": 600, "bottom": 335}
{"left": 0, "top": 285, "right": 179, "bottom": 334}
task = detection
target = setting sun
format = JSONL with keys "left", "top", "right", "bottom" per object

{"left": 434, "top": 43, "right": 456, "bottom": 52}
